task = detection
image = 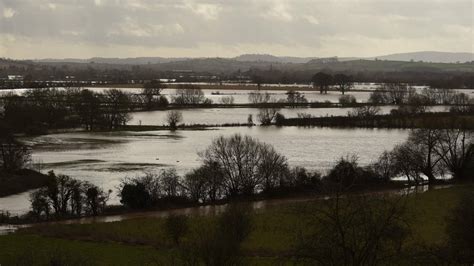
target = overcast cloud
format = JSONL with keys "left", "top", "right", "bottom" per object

{"left": 0, "top": 0, "right": 472, "bottom": 59}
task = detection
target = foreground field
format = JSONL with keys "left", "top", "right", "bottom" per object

{"left": 0, "top": 184, "right": 471, "bottom": 265}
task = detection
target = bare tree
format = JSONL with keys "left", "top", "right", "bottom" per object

{"left": 173, "top": 86, "right": 206, "bottom": 105}
{"left": 334, "top": 73, "right": 354, "bottom": 95}
{"left": 295, "top": 192, "right": 411, "bottom": 265}
{"left": 159, "top": 168, "right": 181, "bottom": 197}
{"left": 257, "top": 107, "right": 280, "bottom": 125}
{"left": 199, "top": 134, "right": 288, "bottom": 197}
{"left": 434, "top": 127, "right": 473, "bottom": 180}
{"left": 406, "top": 129, "right": 444, "bottom": 183}
{"left": 166, "top": 110, "right": 183, "bottom": 130}
{"left": 184, "top": 161, "right": 223, "bottom": 203}
{"left": 371, "top": 151, "right": 395, "bottom": 182}
{"left": 248, "top": 91, "right": 271, "bottom": 104}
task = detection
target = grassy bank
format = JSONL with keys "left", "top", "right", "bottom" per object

{"left": 0, "top": 169, "right": 52, "bottom": 197}
{"left": 0, "top": 184, "right": 471, "bottom": 265}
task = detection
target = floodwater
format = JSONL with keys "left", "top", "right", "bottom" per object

{"left": 0, "top": 126, "right": 408, "bottom": 214}
{"left": 5, "top": 84, "right": 469, "bottom": 105}
{"left": 130, "top": 105, "right": 448, "bottom": 126}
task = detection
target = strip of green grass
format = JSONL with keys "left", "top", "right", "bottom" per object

{"left": 1, "top": 184, "right": 471, "bottom": 264}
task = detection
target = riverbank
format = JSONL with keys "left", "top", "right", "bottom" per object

{"left": 0, "top": 170, "right": 52, "bottom": 198}
{"left": 0, "top": 180, "right": 446, "bottom": 227}
{"left": 0, "top": 184, "right": 470, "bottom": 265}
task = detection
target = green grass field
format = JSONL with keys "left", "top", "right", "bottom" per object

{"left": 0, "top": 184, "right": 471, "bottom": 265}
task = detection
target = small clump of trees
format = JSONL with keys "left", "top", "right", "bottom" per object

{"left": 219, "top": 96, "right": 235, "bottom": 105}
{"left": 369, "top": 84, "right": 473, "bottom": 115}
{"left": 372, "top": 127, "right": 474, "bottom": 184}
{"left": 248, "top": 91, "right": 282, "bottom": 125}
{"left": 286, "top": 90, "right": 308, "bottom": 107}
{"left": 0, "top": 88, "right": 136, "bottom": 133}
{"left": 29, "top": 171, "right": 111, "bottom": 220}
{"left": 141, "top": 80, "right": 168, "bottom": 110}
{"left": 311, "top": 72, "right": 353, "bottom": 95}
{"left": 0, "top": 131, "right": 31, "bottom": 173}
{"left": 119, "top": 169, "right": 186, "bottom": 209}
{"left": 172, "top": 85, "right": 212, "bottom": 105}
{"left": 338, "top": 94, "right": 357, "bottom": 105}
{"left": 348, "top": 105, "right": 381, "bottom": 117}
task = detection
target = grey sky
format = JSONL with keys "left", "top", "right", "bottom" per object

{"left": 0, "top": 0, "right": 472, "bottom": 59}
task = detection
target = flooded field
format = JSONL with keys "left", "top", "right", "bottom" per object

{"left": 0, "top": 126, "right": 408, "bottom": 214}
{"left": 130, "top": 105, "right": 448, "bottom": 125}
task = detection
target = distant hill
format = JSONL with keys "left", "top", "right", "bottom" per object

{"left": 32, "top": 51, "right": 473, "bottom": 65}
{"left": 36, "top": 57, "right": 190, "bottom": 65}
{"left": 233, "top": 54, "right": 318, "bottom": 63}
{"left": 370, "top": 51, "right": 474, "bottom": 63}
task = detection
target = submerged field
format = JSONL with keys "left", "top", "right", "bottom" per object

{"left": 0, "top": 184, "right": 471, "bottom": 265}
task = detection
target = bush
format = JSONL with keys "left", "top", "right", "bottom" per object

{"left": 324, "top": 155, "right": 382, "bottom": 187}
{"left": 119, "top": 169, "right": 186, "bottom": 209}
{"left": 220, "top": 96, "right": 235, "bottom": 105}
{"left": 338, "top": 95, "right": 356, "bottom": 105}
{"left": 348, "top": 105, "right": 381, "bottom": 117}
{"left": 120, "top": 183, "right": 151, "bottom": 209}
{"left": 275, "top": 112, "right": 286, "bottom": 126}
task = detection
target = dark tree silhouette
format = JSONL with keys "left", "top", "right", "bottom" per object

{"left": 334, "top": 73, "right": 354, "bottom": 95}
{"left": 312, "top": 72, "right": 333, "bottom": 94}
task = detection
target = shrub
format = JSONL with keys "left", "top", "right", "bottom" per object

{"left": 324, "top": 155, "right": 382, "bottom": 187}
{"left": 275, "top": 112, "right": 286, "bottom": 126}
{"left": 338, "top": 95, "right": 357, "bottom": 105}
{"left": 120, "top": 183, "right": 151, "bottom": 209}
